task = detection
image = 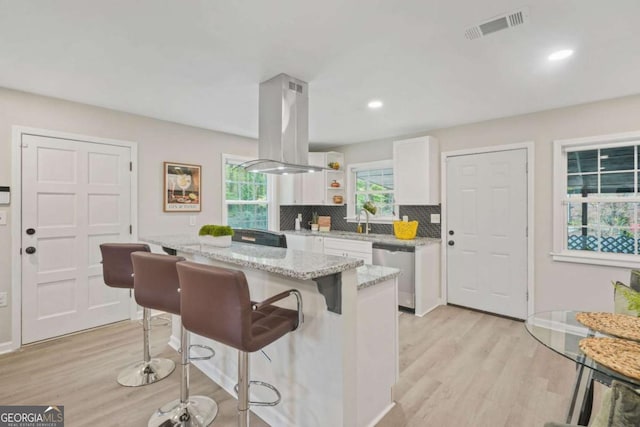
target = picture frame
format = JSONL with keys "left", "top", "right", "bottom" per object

{"left": 164, "top": 162, "right": 201, "bottom": 212}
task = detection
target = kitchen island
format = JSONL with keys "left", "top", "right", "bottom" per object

{"left": 142, "top": 235, "right": 399, "bottom": 427}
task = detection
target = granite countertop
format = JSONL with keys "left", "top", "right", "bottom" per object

{"left": 283, "top": 229, "right": 440, "bottom": 247}
{"left": 357, "top": 265, "right": 400, "bottom": 290}
{"left": 142, "top": 235, "right": 364, "bottom": 281}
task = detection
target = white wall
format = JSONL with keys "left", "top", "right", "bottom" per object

{"left": 0, "top": 87, "right": 257, "bottom": 345}
{"left": 334, "top": 94, "right": 640, "bottom": 313}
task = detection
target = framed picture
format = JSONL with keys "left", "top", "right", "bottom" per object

{"left": 164, "top": 162, "right": 201, "bottom": 212}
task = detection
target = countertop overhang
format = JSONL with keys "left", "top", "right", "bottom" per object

{"left": 142, "top": 234, "right": 365, "bottom": 281}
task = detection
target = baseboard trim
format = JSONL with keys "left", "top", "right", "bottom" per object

{"left": 366, "top": 402, "right": 396, "bottom": 427}
{"left": 0, "top": 340, "right": 18, "bottom": 355}
{"left": 415, "top": 301, "right": 442, "bottom": 317}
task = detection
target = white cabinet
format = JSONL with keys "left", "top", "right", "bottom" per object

{"left": 278, "top": 173, "right": 302, "bottom": 205}
{"left": 324, "top": 237, "right": 372, "bottom": 264}
{"left": 414, "top": 243, "right": 441, "bottom": 316}
{"left": 301, "top": 152, "right": 325, "bottom": 205}
{"left": 393, "top": 136, "right": 440, "bottom": 205}
{"left": 278, "top": 151, "right": 345, "bottom": 206}
{"left": 286, "top": 234, "right": 324, "bottom": 253}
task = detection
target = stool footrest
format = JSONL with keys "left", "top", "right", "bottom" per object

{"left": 188, "top": 344, "right": 215, "bottom": 361}
{"left": 234, "top": 380, "right": 281, "bottom": 407}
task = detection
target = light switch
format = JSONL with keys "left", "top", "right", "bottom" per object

{"left": 189, "top": 216, "right": 196, "bottom": 226}
{"left": 0, "top": 210, "right": 7, "bottom": 225}
{"left": 0, "top": 186, "right": 9, "bottom": 205}
{"left": 430, "top": 214, "right": 441, "bottom": 224}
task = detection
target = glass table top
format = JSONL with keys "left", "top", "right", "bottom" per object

{"left": 525, "top": 310, "right": 640, "bottom": 387}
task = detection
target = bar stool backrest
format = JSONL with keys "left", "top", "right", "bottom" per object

{"left": 100, "top": 243, "right": 150, "bottom": 289}
{"left": 177, "top": 261, "right": 252, "bottom": 351}
{"left": 131, "top": 252, "right": 185, "bottom": 316}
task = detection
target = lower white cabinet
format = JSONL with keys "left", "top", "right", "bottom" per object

{"left": 324, "top": 237, "right": 373, "bottom": 264}
{"left": 286, "top": 234, "right": 324, "bottom": 254}
{"left": 414, "top": 244, "right": 441, "bottom": 317}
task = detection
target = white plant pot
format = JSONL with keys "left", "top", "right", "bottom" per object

{"left": 198, "top": 235, "right": 232, "bottom": 247}
{"left": 311, "top": 224, "right": 319, "bottom": 232}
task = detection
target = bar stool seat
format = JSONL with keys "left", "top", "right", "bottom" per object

{"left": 176, "top": 261, "right": 302, "bottom": 427}
{"left": 131, "top": 252, "right": 218, "bottom": 427}
{"left": 100, "top": 243, "right": 175, "bottom": 387}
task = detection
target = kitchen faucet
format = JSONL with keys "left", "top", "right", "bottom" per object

{"left": 357, "top": 208, "right": 371, "bottom": 235}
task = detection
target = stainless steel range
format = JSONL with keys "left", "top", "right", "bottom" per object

{"left": 232, "top": 228, "right": 288, "bottom": 248}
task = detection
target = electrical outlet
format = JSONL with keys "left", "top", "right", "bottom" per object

{"left": 430, "top": 214, "right": 441, "bottom": 224}
{"left": 0, "top": 210, "right": 6, "bottom": 225}
{"left": 0, "top": 292, "right": 7, "bottom": 307}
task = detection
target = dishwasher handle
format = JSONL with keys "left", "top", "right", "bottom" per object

{"left": 372, "top": 243, "right": 415, "bottom": 253}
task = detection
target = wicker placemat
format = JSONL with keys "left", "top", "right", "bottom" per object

{"left": 579, "top": 337, "right": 640, "bottom": 380}
{"left": 575, "top": 312, "right": 640, "bottom": 341}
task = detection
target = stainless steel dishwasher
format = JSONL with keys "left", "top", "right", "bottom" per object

{"left": 372, "top": 243, "right": 415, "bottom": 309}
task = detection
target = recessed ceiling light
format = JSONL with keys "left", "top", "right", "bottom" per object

{"left": 548, "top": 49, "right": 574, "bottom": 61}
{"left": 367, "top": 100, "right": 383, "bottom": 109}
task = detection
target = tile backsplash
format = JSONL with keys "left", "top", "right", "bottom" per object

{"left": 280, "top": 204, "right": 441, "bottom": 238}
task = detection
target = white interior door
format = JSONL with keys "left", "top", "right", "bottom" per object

{"left": 21, "top": 134, "right": 132, "bottom": 344}
{"left": 446, "top": 149, "right": 528, "bottom": 319}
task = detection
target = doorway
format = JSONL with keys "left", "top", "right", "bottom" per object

{"left": 14, "top": 128, "right": 137, "bottom": 344}
{"left": 443, "top": 145, "right": 533, "bottom": 319}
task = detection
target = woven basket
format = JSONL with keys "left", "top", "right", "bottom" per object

{"left": 393, "top": 221, "right": 418, "bottom": 240}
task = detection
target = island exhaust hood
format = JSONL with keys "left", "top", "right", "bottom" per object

{"left": 241, "top": 73, "right": 325, "bottom": 174}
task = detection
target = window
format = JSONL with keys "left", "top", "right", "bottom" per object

{"left": 347, "top": 160, "right": 396, "bottom": 222}
{"left": 553, "top": 132, "right": 640, "bottom": 267}
{"left": 222, "top": 155, "right": 274, "bottom": 230}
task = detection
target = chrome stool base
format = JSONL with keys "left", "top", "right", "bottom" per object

{"left": 117, "top": 358, "right": 175, "bottom": 387}
{"left": 148, "top": 395, "right": 218, "bottom": 427}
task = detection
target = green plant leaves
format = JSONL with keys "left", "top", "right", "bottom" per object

{"left": 198, "top": 225, "right": 234, "bottom": 237}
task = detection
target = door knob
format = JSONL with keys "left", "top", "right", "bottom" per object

{"left": 448, "top": 230, "right": 454, "bottom": 235}
{"left": 448, "top": 240, "right": 455, "bottom": 246}
{"left": 26, "top": 228, "right": 36, "bottom": 235}
{"left": 25, "top": 246, "right": 36, "bottom": 254}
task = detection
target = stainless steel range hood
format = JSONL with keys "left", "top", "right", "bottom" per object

{"left": 241, "top": 73, "right": 325, "bottom": 175}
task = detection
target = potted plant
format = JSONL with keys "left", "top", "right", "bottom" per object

{"left": 613, "top": 281, "right": 640, "bottom": 316}
{"left": 310, "top": 212, "right": 319, "bottom": 232}
{"left": 198, "top": 225, "right": 234, "bottom": 247}
{"left": 363, "top": 201, "right": 377, "bottom": 215}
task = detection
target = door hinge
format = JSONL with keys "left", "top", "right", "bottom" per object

{"left": 526, "top": 290, "right": 529, "bottom": 301}
{"left": 129, "top": 225, "right": 132, "bottom": 235}
{"left": 129, "top": 161, "right": 133, "bottom": 171}
{"left": 19, "top": 248, "right": 22, "bottom": 254}
{"left": 525, "top": 226, "right": 528, "bottom": 237}
{"left": 525, "top": 162, "right": 528, "bottom": 173}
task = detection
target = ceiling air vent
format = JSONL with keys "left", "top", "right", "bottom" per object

{"left": 465, "top": 7, "right": 529, "bottom": 40}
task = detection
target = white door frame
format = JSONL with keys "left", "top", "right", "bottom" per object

{"left": 10, "top": 126, "right": 138, "bottom": 352}
{"left": 440, "top": 141, "right": 535, "bottom": 318}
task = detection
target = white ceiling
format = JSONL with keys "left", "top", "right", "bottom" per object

{"left": 1, "top": 1, "right": 639, "bottom": 147}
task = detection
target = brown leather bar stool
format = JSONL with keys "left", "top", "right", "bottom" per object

{"left": 100, "top": 243, "right": 175, "bottom": 387}
{"left": 176, "top": 261, "right": 303, "bottom": 427}
{"left": 132, "top": 252, "right": 218, "bottom": 427}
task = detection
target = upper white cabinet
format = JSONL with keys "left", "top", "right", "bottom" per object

{"left": 393, "top": 136, "right": 440, "bottom": 205}
{"left": 279, "top": 151, "right": 345, "bottom": 206}
{"left": 278, "top": 173, "right": 302, "bottom": 205}
{"left": 300, "top": 152, "right": 325, "bottom": 205}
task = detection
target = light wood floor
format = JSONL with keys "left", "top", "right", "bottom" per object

{"left": 0, "top": 305, "right": 600, "bottom": 426}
